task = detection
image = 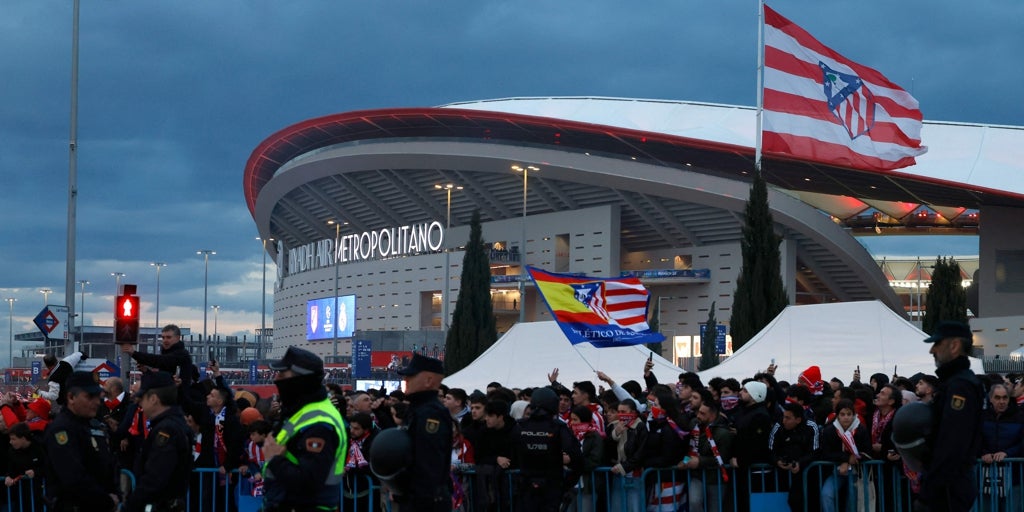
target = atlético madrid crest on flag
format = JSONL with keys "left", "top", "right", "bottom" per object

{"left": 820, "top": 62, "right": 876, "bottom": 140}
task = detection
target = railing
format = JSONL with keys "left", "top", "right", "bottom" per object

{"left": 3, "top": 459, "right": 1020, "bottom": 511}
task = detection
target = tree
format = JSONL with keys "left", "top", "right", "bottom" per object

{"left": 729, "top": 173, "right": 788, "bottom": 350}
{"left": 923, "top": 256, "right": 968, "bottom": 335}
{"left": 699, "top": 302, "right": 719, "bottom": 371}
{"left": 444, "top": 210, "right": 498, "bottom": 374}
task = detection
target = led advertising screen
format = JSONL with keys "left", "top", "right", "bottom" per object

{"left": 306, "top": 295, "right": 356, "bottom": 341}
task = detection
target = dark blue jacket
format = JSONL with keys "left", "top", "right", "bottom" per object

{"left": 980, "top": 406, "right": 1024, "bottom": 457}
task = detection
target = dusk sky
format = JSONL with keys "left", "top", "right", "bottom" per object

{"left": 1, "top": 1, "right": 1020, "bottom": 354}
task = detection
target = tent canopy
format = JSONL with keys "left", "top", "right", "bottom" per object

{"left": 697, "top": 300, "right": 983, "bottom": 383}
{"left": 443, "top": 321, "right": 683, "bottom": 391}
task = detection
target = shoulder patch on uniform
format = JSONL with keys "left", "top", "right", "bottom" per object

{"left": 156, "top": 431, "right": 171, "bottom": 446}
{"left": 425, "top": 418, "right": 440, "bottom": 434}
{"left": 305, "top": 437, "right": 326, "bottom": 453}
{"left": 951, "top": 394, "right": 966, "bottom": 411}
{"left": 55, "top": 431, "right": 68, "bottom": 445}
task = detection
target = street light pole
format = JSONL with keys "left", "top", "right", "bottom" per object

{"left": 110, "top": 272, "right": 125, "bottom": 349}
{"left": 512, "top": 165, "right": 539, "bottom": 324}
{"left": 327, "top": 221, "right": 343, "bottom": 363}
{"left": 197, "top": 250, "right": 215, "bottom": 358}
{"left": 150, "top": 262, "right": 166, "bottom": 353}
{"left": 77, "top": 280, "right": 89, "bottom": 338}
{"left": 39, "top": 288, "right": 53, "bottom": 306}
{"left": 5, "top": 298, "right": 15, "bottom": 369}
{"left": 257, "top": 237, "right": 273, "bottom": 362}
{"left": 434, "top": 183, "right": 462, "bottom": 336}
{"left": 211, "top": 305, "right": 220, "bottom": 356}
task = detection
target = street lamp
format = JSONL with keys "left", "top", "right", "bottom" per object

{"left": 211, "top": 304, "right": 220, "bottom": 340}
{"left": 512, "top": 164, "right": 539, "bottom": 324}
{"left": 197, "top": 250, "right": 215, "bottom": 356}
{"left": 5, "top": 298, "right": 15, "bottom": 369}
{"left": 327, "top": 220, "right": 346, "bottom": 362}
{"left": 433, "top": 183, "right": 463, "bottom": 335}
{"left": 77, "top": 279, "right": 89, "bottom": 333}
{"left": 257, "top": 236, "right": 274, "bottom": 361}
{"left": 111, "top": 272, "right": 125, "bottom": 347}
{"left": 151, "top": 262, "right": 167, "bottom": 352}
{"left": 39, "top": 288, "right": 53, "bottom": 306}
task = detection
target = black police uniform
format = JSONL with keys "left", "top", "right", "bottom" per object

{"left": 395, "top": 389, "right": 453, "bottom": 512}
{"left": 921, "top": 354, "right": 983, "bottom": 511}
{"left": 126, "top": 406, "right": 193, "bottom": 512}
{"left": 514, "top": 407, "right": 583, "bottom": 512}
{"left": 44, "top": 408, "right": 120, "bottom": 511}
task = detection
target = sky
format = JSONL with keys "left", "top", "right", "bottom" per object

{"left": 1, "top": 1, "right": 1021, "bottom": 353}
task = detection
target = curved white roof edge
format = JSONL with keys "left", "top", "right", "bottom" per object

{"left": 442, "top": 97, "right": 1024, "bottom": 199}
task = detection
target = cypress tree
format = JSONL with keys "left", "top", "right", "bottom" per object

{"left": 699, "top": 302, "right": 719, "bottom": 371}
{"left": 923, "top": 256, "right": 968, "bottom": 334}
{"left": 444, "top": 210, "right": 498, "bottom": 374}
{"left": 729, "top": 173, "right": 788, "bottom": 350}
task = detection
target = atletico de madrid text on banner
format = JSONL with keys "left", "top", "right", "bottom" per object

{"left": 762, "top": 4, "right": 927, "bottom": 171}
{"left": 526, "top": 266, "right": 665, "bottom": 348}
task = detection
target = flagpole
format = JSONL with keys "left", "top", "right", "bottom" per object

{"left": 571, "top": 344, "right": 597, "bottom": 373}
{"left": 755, "top": 0, "right": 766, "bottom": 174}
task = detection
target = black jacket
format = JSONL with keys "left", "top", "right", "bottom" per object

{"left": 921, "top": 355, "right": 983, "bottom": 509}
{"left": 131, "top": 341, "right": 196, "bottom": 385}
{"left": 769, "top": 421, "right": 818, "bottom": 470}
{"left": 732, "top": 402, "right": 773, "bottom": 467}
{"left": 127, "top": 406, "right": 193, "bottom": 511}
{"left": 44, "top": 409, "right": 120, "bottom": 509}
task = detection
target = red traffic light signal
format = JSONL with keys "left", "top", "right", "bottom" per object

{"left": 115, "top": 294, "right": 140, "bottom": 343}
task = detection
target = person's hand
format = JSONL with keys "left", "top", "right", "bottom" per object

{"left": 4, "top": 477, "right": 13, "bottom": 487}
{"left": 685, "top": 457, "right": 700, "bottom": 470}
{"left": 839, "top": 463, "right": 849, "bottom": 476}
{"left": 497, "top": 456, "right": 511, "bottom": 469}
{"left": 24, "top": 470, "right": 34, "bottom": 479}
{"left": 611, "top": 463, "right": 624, "bottom": 475}
{"left": 886, "top": 451, "right": 901, "bottom": 462}
{"left": 643, "top": 360, "right": 654, "bottom": 375}
{"left": 596, "top": 371, "right": 612, "bottom": 384}
{"left": 253, "top": 473, "right": 263, "bottom": 482}
{"left": 109, "top": 493, "right": 121, "bottom": 506}
{"left": 562, "top": 453, "right": 570, "bottom": 465}
{"left": 263, "top": 435, "right": 286, "bottom": 460}
{"left": 547, "top": 368, "right": 559, "bottom": 384}
{"left": 872, "top": 443, "right": 882, "bottom": 453}
{"left": 120, "top": 343, "right": 134, "bottom": 354}
{"left": 852, "top": 368, "right": 861, "bottom": 382}
{"left": 210, "top": 360, "right": 221, "bottom": 377}
{"left": 777, "top": 460, "right": 789, "bottom": 470}
{"left": 239, "top": 466, "right": 249, "bottom": 476}
{"left": 790, "top": 462, "right": 800, "bottom": 474}
{"left": 766, "top": 363, "right": 777, "bottom": 376}
{"left": 120, "top": 439, "right": 129, "bottom": 451}
{"left": 730, "top": 457, "right": 738, "bottom": 468}
{"left": 218, "top": 465, "right": 226, "bottom": 475}
{"left": 994, "top": 451, "right": 1007, "bottom": 463}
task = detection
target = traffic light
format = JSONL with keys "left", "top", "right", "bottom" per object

{"left": 115, "top": 293, "right": 140, "bottom": 343}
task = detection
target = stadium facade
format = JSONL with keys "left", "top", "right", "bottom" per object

{"left": 245, "top": 97, "right": 1024, "bottom": 362}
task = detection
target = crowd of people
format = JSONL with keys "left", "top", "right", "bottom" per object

{"left": 0, "top": 320, "right": 1007, "bottom": 512}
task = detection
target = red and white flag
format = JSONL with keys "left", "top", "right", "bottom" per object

{"left": 762, "top": 4, "right": 926, "bottom": 171}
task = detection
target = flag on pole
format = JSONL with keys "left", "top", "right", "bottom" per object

{"left": 762, "top": 4, "right": 926, "bottom": 171}
{"left": 526, "top": 267, "right": 665, "bottom": 348}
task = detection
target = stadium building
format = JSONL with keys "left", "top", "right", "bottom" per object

{"left": 245, "top": 97, "right": 1024, "bottom": 363}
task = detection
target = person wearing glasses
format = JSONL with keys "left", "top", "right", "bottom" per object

{"left": 120, "top": 324, "right": 197, "bottom": 386}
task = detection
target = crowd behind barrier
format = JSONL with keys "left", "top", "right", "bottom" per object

{"left": 0, "top": 460, "right": 1018, "bottom": 512}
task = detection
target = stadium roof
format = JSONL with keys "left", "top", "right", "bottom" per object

{"left": 243, "top": 97, "right": 1024, "bottom": 312}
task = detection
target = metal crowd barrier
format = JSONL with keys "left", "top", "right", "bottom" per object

{"left": 2, "top": 459, "right": 1018, "bottom": 512}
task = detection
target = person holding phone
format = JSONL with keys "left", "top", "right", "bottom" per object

{"left": 121, "top": 324, "right": 197, "bottom": 387}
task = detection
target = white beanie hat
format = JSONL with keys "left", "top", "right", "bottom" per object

{"left": 744, "top": 381, "right": 768, "bottom": 404}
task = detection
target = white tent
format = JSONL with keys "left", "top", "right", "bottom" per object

{"left": 444, "top": 321, "right": 683, "bottom": 390}
{"left": 697, "top": 300, "right": 984, "bottom": 383}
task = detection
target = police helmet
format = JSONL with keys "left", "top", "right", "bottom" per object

{"left": 368, "top": 427, "right": 413, "bottom": 481}
{"left": 530, "top": 386, "right": 559, "bottom": 416}
{"left": 891, "top": 401, "right": 933, "bottom": 473}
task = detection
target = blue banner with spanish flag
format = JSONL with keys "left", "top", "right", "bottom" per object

{"left": 527, "top": 266, "right": 665, "bottom": 348}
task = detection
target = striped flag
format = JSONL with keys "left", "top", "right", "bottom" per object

{"left": 527, "top": 267, "right": 664, "bottom": 348}
{"left": 762, "top": 4, "right": 926, "bottom": 171}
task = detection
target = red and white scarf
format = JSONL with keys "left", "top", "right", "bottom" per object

{"left": 346, "top": 433, "right": 369, "bottom": 470}
{"left": 571, "top": 421, "right": 598, "bottom": 442}
{"left": 835, "top": 417, "right": 862, "bottom": 459}
{"left": 246, "top": 440, "right": 266, "bottom": 468}
{"left": 689, "top": 423, "right": 729, "bottom": 483}
{"left": 650, "top": 407, "right": 689, "bottom": 441}
{"left": 587, "top": 403, "right": 606, "bottom": 437}
{"left": 871, "top": 409, "right": 894, "bottom": 445}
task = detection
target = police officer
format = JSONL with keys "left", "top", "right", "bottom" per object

{"left": 125, "top": 371, "right": 193, "bottom": 512}
{"left": 514, "top": 386, "right": 583, "bottom": 512}
{"left": 262, "top": 347, "right": 348, "bottom": 512}
{"left": 393, "top": 353, "right": 452, "bottom": 512}
{"left": 44, "top": 371, "right": 121, "bottom": 511}
{"left": 920, "top": 321, "right": 984, "bottom": 512}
